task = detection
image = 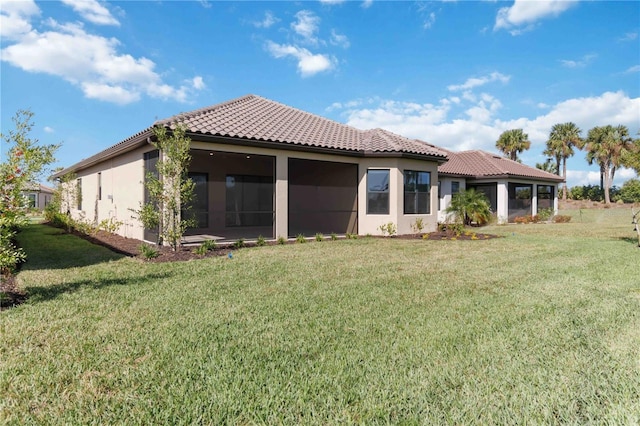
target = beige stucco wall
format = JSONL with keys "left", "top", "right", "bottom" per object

{"left": 437, "top": 177, "right": 466, "bottom": 223}
{"left": 357, "top": 157, "right": 439, "bottom": 236}
{"left": 67, "top": 145, "right": 152, "bottom": 240}
{"left": 65, "top": 139, "right": 444, "bottom": 241}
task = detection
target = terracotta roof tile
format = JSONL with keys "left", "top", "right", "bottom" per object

{"left": 53, "top": 95, "right": 448, "bottom": 178}
{"left": 439, "top": 150, "right": 564, "bottom": 182}
{"left": 156, "top": 95, "right": 448, "bottom": 158}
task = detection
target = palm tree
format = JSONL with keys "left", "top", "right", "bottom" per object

{"left": 546, "top": 122, "right": 583, "bottom": 200}
{"left": 536, "top": 159, "right": 558, "bottom": 174}
{"left": 584, "top": 125, "right": 634, "bottom": 204}
{"left": 445, "top": 189, "right": 492, "bottom": 226}
{"left": 496, "top": 129, "right": 531, "bottom": 162}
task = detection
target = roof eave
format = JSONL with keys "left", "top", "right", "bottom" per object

{"left": 50, "top": 129, "right": 154, "bottom": 180}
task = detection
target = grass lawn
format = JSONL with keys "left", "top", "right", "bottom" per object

{"left": 2, "top": 209, "right": 639, "bottom": 424}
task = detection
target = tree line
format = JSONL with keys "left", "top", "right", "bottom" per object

{"left": 496, "top": 124, "right": 640, "bottom": 204}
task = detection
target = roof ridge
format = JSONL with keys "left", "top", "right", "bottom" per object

{"left": 154, "top": 94, "right": 258, "bottom": 125}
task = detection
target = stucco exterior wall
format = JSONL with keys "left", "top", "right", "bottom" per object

{"left": 358, "top": 157, "right": 439, "bottom": 236}
{"left": 65, "top": 138, "right": 444, "bottom": 241}
{"left": 67, "top": 145, "right": 152, "bottom": 240}
{"left": 437, "top": 177, "right": 466, "bottom": 223}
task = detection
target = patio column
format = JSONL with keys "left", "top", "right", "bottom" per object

{"left": 275, "top": 154, "right": 288, "bottom": 239}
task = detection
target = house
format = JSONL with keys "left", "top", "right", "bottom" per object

{"left": 52, "top": 95, "right": 564, "bottom": 242}
{"left": 21, "top": 182, "right": 55, "bottom": 210}
{"left": 437, "top": 150, "right": 564, "bottom": 223}
{"left": 52, "top": 95, "right": 449, "bottom": 242}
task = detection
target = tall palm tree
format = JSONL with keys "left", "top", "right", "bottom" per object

{"left": 496, "top": 129, "right": 531, "bottom": 162}
{"left": 536, "top": 159, "right": 558, "bottom": 174}
{"left": 546, "top": 122, "right": 583, "bottom": 200}
{"left": 584, "top": 125, "right": 634, "bottom": 204}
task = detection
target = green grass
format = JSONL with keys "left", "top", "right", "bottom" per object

{"left": 1, "top": 210, "right": 639, "bottom": 424}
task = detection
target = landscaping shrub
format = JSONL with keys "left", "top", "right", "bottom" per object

{"left": 315, "top": 233, "right": 324, "bottom": 242}
{"left": 537, "top": 208, "right": 554, "bottom": 222}
{"left": 378, "top": 222, "right": 397, "bottom": 237}
{"left": 256, "top": 235, "right": 266, "bottom": 247}
{"left": 553, "top": 215, "right": 572, "bottom": 223}
{"left": 138, "top": 244, "right": 159, "bottom": 260}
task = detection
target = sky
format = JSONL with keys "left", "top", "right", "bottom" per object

{"left": 1, "top": 0, "right": 639, "bottom": 188}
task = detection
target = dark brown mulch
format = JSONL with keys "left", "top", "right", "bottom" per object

{"left": 67, "top": 228, "right": 231, "bottom": 263}
{"left": 0, "top": 274, "right": 27, "bottom": 310}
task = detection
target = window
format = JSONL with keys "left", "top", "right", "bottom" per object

{"left": 185, "top": 173, "right": 208, "bottom": 228}
{"left": 225, "top": 175, "right": 273, "bottom": 227}
{"left": 537, "top": 185, "right": 554, "bottom": 211}
{"left": 97, "top": 172, "right": 102, "bottom": 201}
{"left": 26, "top": 193, "right": 37, "bottom": 209}
{"left": 404, "top": 170, "right": 430, "bottom": 214}
{"left": 451, "top": 181, "right": 460, "bottom": 195}
{"left": 76, "top": 178, "right": 82, "bottom": 210}
{"left": 367, "top": 169, "right": 389, "bottom": 214}
{"left": 437, "top": 180, "right": 441, "bottom": 210}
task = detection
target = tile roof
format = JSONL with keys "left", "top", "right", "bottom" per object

{"left": 156, "top": 95, "right": 448, "bottom": 158}
{"left": 53, "top": 95, "right": 447, "bottom": 178}
{"left": 439, "top": 150, "right": 564, "bottom": 182}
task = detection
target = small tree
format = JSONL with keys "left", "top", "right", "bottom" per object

{"left": 445, "top": 189, "right": 492, "bottom": 226}
{"left": 0, "top": 110, "right": 59, "bottom": 275}
{"left": 135, "top": 124, "right": 195, "bottom": 251}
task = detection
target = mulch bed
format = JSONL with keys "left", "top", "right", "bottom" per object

{"left": 398, "top": 230, "right": 500, "bottom": 241}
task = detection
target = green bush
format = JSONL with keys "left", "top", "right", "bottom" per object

{"left": 377, "top": 222, "right": 397, "bottom": 237}
{"left": 192, "top": 245, "right": 208, "bottom": 256}
{"left": 139, "top": 244, "right": 159, "bottom": 260}
{"left": 256, "top": 235, "right": 266, "bottom": 247}
{"left": 276, "top": 236, "right": 286, "bottom": 245}
{"left": 201, "top": 239, "right": 217, "bottom": 251}
{"left": 613, "top": 179, "right": 640, "bottom": 203}
{"left": 296, "top": 234, "right": 306, "bottom": 244}
{"left": 315, "top": 233, "right": 324, "bottom": 242}
{"left": 537, "top": 208, "right": 554, "bottom": 221}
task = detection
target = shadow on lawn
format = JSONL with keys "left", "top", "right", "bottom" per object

{"left": 618, "top": 236, "right": 640, "bottom": 247}
{"left": 23, "top": 272, "right": 173, "bottom": 304}
{"left": 17, "top": 224, "right": 126, "bottom": 271}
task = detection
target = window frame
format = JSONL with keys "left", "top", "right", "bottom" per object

{"left": 403, "top": 170, "right": 431, "bottom": 215}
{"left": 367, "top": 169, "right": 390, "bottom": 215}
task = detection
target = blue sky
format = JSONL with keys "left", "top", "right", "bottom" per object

{"left": 1, "top": 0, "right": 639, "bottom": 187}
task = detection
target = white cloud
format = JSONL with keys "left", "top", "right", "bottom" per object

{"left": 362, "top": 0, "right": 373, "bottom": 9}
{"left": 560, "top": 53, "right": 597, "bottom": 68}
{"left": 619, "top": 32, "right": 638, "bottom": 42}
{"left": 423, "top": 12, "right": 436, "bottom": 29}
{"left": 191, "top": 76, "right": 205, "bottom": 90}
{"left": 319, "top": 0, "right": 346, "bottom": 4}
{"left": 495, "top": 0, "right": 578, "bottom": 34}
{"left": 60, "top": 0, "right": 119, "bottom": 26}
{"left": 447, "top": 72, "right": 510, "bottom": 91}
{"left": 253, "top": 11, "right": 278, "bottom": 29}
{"left": 624, "top": 65, "right": 640, "bottom": 74}
{"left": 265, "top": 41, "right": 335, "bottom": 77}
{"left": 44, "top": 126, "right": 54, "bottom": 133}
{"left": 0, "top": 0, "right": 40, "bottom": 40}
{"left": 330, "top": 91, "right": 639, "bottom": 157}
{"left": 291, "top": 10, "right": 320, "bottom": 45}
{"left": 1, "top": 18, "right": 204, "bottom": 104}
{"left": 330, "top": 29, "right": 350, "bottom": 48}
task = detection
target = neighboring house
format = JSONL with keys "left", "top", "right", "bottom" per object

{"left": 438, "top": 150, "right": 564, "bottom": 223}
{"left": 52, "top": 95, "right": 449, "bottom": 241}
{"left": 21, "top": 182, "right": 55, "bottom": 210}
